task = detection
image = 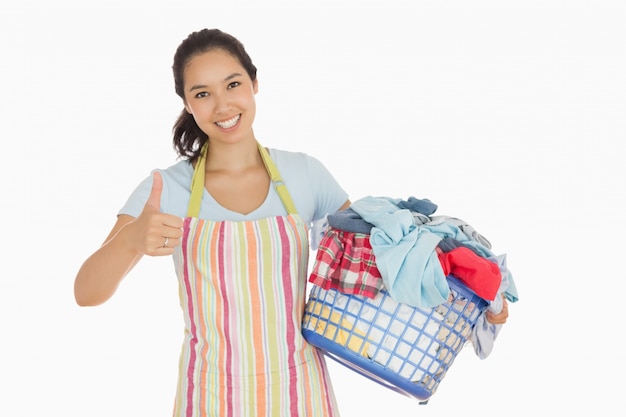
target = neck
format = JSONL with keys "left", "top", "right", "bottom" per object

{"left": 205, "top": 138, "right": 262, "bottom": 172}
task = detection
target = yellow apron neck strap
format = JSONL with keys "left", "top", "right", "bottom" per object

{"left": 187, "top": 142, "right": 208, "bottom": 218}
{"left": 186, "top": 141, "right": 297, "bottom": 218}
{"left": 257, "top": 142, "right": 298, "bottom": 215}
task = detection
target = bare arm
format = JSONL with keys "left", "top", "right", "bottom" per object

{"left": 486, "top": 294, "right": 509, "bottom": 324}
{"left": 73, "top": 172, "right": 183, "bottom": 306}
{"left": 74, "top": 215, "right": 142, "bottom": 306}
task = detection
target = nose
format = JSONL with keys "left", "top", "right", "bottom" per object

{"left": 213, "top": 92, "right": 231, "bottom": 114}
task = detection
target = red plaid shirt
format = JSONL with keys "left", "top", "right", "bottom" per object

{"left": 309, "top": 227, "right": 383, "bottom": 299}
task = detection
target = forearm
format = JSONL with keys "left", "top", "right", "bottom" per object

{"left": 74, "top": 222, "right": 142, "bottom": 306}
{"left": 74, "top": 183, "right": 183, "bottom": 306}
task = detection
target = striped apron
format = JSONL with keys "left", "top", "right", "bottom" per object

{"left": 171, "top": 142, "right": 340, "bottom": 417}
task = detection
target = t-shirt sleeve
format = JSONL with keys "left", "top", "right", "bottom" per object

{"left": 268, "top": 149, "right": 348, "bottom": 224}
{"left": 117, "top": 162, "right": 192, "bottom": 218}
{"left": 299, "top": 153, "right": 349, "bottom": 222}
{"left": 117, "top": 172, "right": 156, "bottom": 218}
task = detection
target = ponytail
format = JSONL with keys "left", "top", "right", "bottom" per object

{"left": 172, "top": 109, "right": 208, "bottom": 161}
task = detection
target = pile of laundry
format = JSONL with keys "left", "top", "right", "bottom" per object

{"left": 308, "top": 196, "right": 519, "bottom": 360}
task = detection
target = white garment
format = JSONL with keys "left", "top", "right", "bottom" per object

{"left": 470, "top": 254, "right": 510, "bottom": 359}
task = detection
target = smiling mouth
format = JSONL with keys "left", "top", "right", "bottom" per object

{"left": 215, "top": 114, "right": 241, "bottom": 129}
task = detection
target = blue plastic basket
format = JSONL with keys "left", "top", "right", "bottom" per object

{"left": 302, "top": 276, "right": 488, "bottom": 403}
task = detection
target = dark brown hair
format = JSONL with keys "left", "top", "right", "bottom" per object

{"left": 171, "top": 29, "right": 257, "bottom": 161}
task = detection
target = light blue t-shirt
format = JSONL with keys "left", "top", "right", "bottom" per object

{"left": 118, "top": 148, "right": 349, "bottom": 227}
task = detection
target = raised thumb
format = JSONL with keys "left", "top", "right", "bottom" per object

{"left": 146, "top": 171, "right": 163, "bottom": 210}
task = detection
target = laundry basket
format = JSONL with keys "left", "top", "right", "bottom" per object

{"left": 302, "top": 276, "right": 488, "bottom": 403}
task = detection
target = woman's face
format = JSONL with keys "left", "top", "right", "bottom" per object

{"left": 182, "top": 49, "right": 258, "bottom": 144}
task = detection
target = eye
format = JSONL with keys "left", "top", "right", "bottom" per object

{"left": 227, "top": 81, "right": 240, "bottom": 89}
{"left": 194, "top": 91, "right": 210, "bottom": 99}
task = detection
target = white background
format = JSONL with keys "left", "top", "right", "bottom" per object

{"left": 1, "top": 0, "right": 624, "bottom": 415}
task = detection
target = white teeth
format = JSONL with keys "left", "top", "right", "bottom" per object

{"left": 216, "top": 115, "right": 240, "bottom": 129}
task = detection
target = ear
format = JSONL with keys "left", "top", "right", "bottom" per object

{"left": 253, "top": 78, "right": 259, "bottom": 94}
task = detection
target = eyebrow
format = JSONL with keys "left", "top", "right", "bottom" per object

{"left": 188, "top": 72, "right": 244, "bottom": 93}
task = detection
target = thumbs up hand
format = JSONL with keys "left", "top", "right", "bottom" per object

{"left": 127, "top": 171, "right": 184, "bottom": 256}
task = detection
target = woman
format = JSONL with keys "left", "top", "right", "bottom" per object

{"left": 74, "top": 28, "right": 509, "bottom": 416}
{"left": 74, "top": 28, "right": 350, "bottom": 416}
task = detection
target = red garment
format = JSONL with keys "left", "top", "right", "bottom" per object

{"left": 437, "top": 246, "right": 501, "bottom": 301}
